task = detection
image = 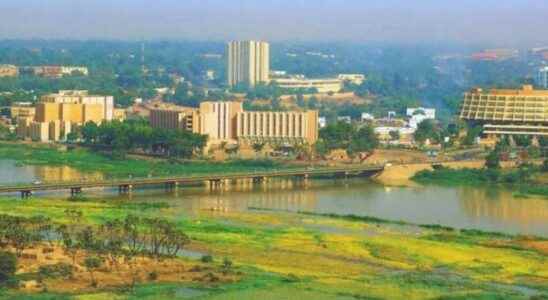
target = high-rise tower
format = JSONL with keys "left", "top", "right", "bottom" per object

{"left": 227, "top": 41, "right": 270, "bottom": 87}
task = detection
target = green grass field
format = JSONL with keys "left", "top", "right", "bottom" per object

{"left": 0, "top": 195, "right": 546, "bottom": 300}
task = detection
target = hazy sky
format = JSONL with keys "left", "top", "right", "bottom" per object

{"left": 1, "top": 0, "right": 547, "bottom": 46}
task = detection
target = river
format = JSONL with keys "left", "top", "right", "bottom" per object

{"left": 0, "top": 159, "right": 547, "bottom": 237}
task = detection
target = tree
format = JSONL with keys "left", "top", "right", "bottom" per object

{"left": 414, "top": 120, "right": 439, "bottom": 145}
{"left": 84, "top": 256, "right": 103, "bottom": 287}
{"left": 389, "top": 130, "right": 400, "bottom": 141}
{"left": 348, "top": 126, "right": 379, "bottom": 154}
{"left": 0, "top": 251, "right": 16, "bottom": 286}
{"left": 485, "top": 149, "right": 501, "bottom": 170}
{"left": 252, "top": 142, "right": 265, "bottom": 156}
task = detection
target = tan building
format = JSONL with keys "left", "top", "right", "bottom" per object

{"left": 338, "top": 74, "right": 366, "bottom": 85}
{"left": 459, "top": 85, "right": 548, "bottom": 136}
{"left": 149, "top": 101, "right": 318, "bottom": 148}
{"left": 18, "top": 90, "right": 115, "bottom": 142}
{"left": 236, "top": 110, "right": 318, "bottom": 145}
{"left": 10, "top": 105, "right": 35, "bottom": 119}
{"left": 41, "top": 90, "right": 113, "bottom": 121}
{"left": 197, "top": 101, "right": 243, "bottom": 141}
{"left": 0, "top": 64, "right": 18, "bottom": 77}
{"left": 227, "top": 41, "right": 270, "bottom": 87}
{"left": 273, "top": 78, "right": 343, "bottom": 94}
{"left": 150, "top": 107, "right": 196, "bottom": 131}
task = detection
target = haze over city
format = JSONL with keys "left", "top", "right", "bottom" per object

{"left": 1, "top": 0, "right": 548, "bottom": 46}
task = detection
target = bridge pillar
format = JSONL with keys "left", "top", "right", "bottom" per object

{"left": 166, "top": 181, "right": 179, "bottom": 191}
{"left": 252, "top": 176, "right": 266, "bottom": 183}
{"left": 20, "top": 190, "right": 32, "bottom": 199}
{"left": 70, "top": 187, "right": 82, "bottom": 196}
{"left": 209, "top": 179, "right": 222, "bottom": 190}
{"left": 118, "top": 184, "right": 133, "bottom": 194}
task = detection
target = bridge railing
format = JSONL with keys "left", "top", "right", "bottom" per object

{"left": 0, "top": 164, "right": 385, "bottom": 189}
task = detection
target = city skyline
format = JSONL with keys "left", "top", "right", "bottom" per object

{"left": 0, "top": 0, "right": 547, "bottom": 47}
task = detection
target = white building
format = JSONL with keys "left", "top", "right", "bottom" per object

{"left": 406, "top": 107, "right": 436, "bottom": 119}
{"left": 406, "top": 107, "right": 436, "bottom": 129}
{"left": 273, "top": 77, "right": 343, "bottom": 94}
{"left": 537, "top": 66, "right": 548, "bottom": 89}
{"left": 318, "top": 117, "right": 327, "bottom": 128}
{"left": 338, "top": 74, "right": 366, "bottom": 85}
{"left": 337, "top": 116, "right": 351, "bottom": 124}
{"left": 361, "top": 113, "right": 375, "bottom": 122}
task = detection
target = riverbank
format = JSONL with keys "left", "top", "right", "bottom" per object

{"left": 0, "top": 195, "right": 546, "bottom": 299}
{"left": 412, "top": 165, "right": 548, "bottom": 197}
{"left": 0, "top": 142, "right": 293, "bottom": 179}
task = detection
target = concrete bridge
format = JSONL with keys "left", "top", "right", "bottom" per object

{"left": 0, "top": 165, "right": 385, "bottom": 198}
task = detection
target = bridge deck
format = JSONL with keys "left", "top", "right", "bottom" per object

{"left": 0, "top": 165, "right": 384, "bottom": 194}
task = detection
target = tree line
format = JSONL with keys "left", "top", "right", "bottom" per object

{"left": 0, "top": 211, "right": 190, "bottom": 288}
{"left": 74, "top": 119, "right": 208, "bottom": 159}
{"left": 315, "top": 122, "right": 379, "bottom": 156}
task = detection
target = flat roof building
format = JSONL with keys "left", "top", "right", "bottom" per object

{"left": 0, "top": 64, "right": 18, "bottom": 77}
{"left": 459, "top": 85, "right": 548, "bottom": 136}
{"left": 236, "top": 110, "right": 318, "bottom": 145}
{"left": 273, "top": 78, "right": 343, "bottom": 94}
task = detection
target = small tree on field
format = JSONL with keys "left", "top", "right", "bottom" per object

{"left": 84, "top": 256, "right": 102, "bottom": 287}
{"left": 0, "top": 251, "right": 16, "bottom": 286}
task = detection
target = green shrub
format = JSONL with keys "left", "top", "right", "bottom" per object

{"left": 0, "top": 251, "right": 17, "bottom": 285}
{"left": 200, "top": 255, "right": 213, "bottom": 263}
{"left": 38, "top": 263, "right": 74, "bottom": 280}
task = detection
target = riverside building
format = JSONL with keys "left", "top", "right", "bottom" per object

{"left": 459, "top": 85, "right": 548, "bottom": 137}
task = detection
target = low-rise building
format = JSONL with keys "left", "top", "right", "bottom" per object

{"left": 0, "top": 64, "right": 18, "bottom": 77}
{"left": 273, "top": 78, "right": 343, "bottom": 93}
{"left": 32, "top": 66, "right": 88, "bottom": 78}
{"left": 338, "top": 74, "right": 365, "bottom": 85}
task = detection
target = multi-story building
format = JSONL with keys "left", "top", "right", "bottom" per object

{"left": 17, "top": 90, "right": 114, "bottom": 142}
{"left": 32, "top": 66, "right": 88, "bottom": 78}
{"left": 227, "top": 41, "right": 270, "bottom": 87}
{"left": 272, "top": 78, "right": 343, "bottom": 94}
{"left": 459, "top": 85, "right": 548, "bottom": 137}
{"left": 537, "top": 67, "right": 548, "bottom": 89}
{"left": 197, "top": 101, "right": 244, "bottom": 142}
{"left": 236, "top": 111, "right": 318, "bottom": 145}
{"left": 150, "top": 107, "right": 196, "bottom": 131}
{"left": 149, "top": 101, "right": 319, "bottom": 147}
{"left": 40, "top": 90, "right": 113, "bottom": 121}
{"left": 0, "top": 64, "right": 18, "bottom": 77}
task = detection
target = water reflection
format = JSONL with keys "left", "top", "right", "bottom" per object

{"left": 0, "top": 159, "right": 547, "bottom": 237}
{"left": 0, "top": 160, "right": 102, "bottom": 184}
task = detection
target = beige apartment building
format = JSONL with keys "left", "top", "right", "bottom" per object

{"left": 459, "top": 85, "right": 548, "bottom": 136}
{"left": 17, "top": 90, "right": 115, "bottom": 142}
{"left": 227, "top": 41, "right": 270, "bottom": 87}
{"left": 0, "top": 64, "right": 18, "bottom": 77}
{"left": 149, "top": 101, "right": 318, "bottom": 147}
{"left": 236, "top": 111, "right": 319, "bottom": 145}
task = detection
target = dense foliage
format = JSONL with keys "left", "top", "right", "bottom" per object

{"left": 77, "top": 119, "right": 207, "bottom": 159}
{"left": 316, "top": 122, "right": 378, "bottom": 155}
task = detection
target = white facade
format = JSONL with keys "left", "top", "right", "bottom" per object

{"left": 338, "top": 74, "right": 365, "bottom": 85}
{"left": 406, "top": 107, "right": 436, "bottom": 119}
{"left": 361, "top": 113, "right": 374, "bottom": 122}
{"left": 537, "top": 67, "right": 548, "bottom": 89}
{"left": 318, "top": 117, "right": 327, "bottom": 128}
{"left": 273, "top": 78, "right": 343, "bottom": 93}
{"left": 337, "top": 116, "right": 351, "bottom": 124}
